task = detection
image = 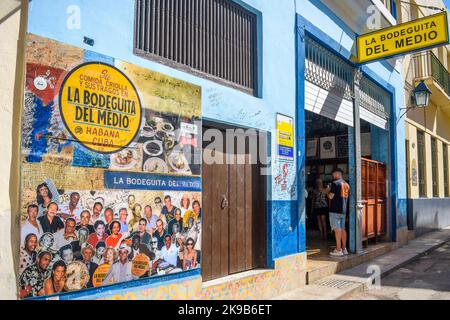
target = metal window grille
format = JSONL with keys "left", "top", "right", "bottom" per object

{"left": 305, "top": 36, "right": 354, "bottom": 100}
{"left": 431, "top": 137, "right": 439, "bottom": 197}
{"left": 444, "top": 144, "right": 449, "bottom": 197}
{"left": 134, "top": 0, "right": 258, "bottom": 95}
{"left": 305, "top": 36, "right": 391, "bottom": 120}
{"left": 417, "top": 130, "right": 426, "bottom": 197}
{"left": 359, "top": 76, "right": 390, "bottom": 120}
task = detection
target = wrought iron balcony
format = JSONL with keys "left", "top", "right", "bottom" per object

{"left": 412, "top": 51, "right": 450, "bottom": 104}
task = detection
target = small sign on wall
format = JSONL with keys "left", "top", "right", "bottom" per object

{"left": 361, "top": 132, "right": 371, "bottom": 157}
{"left": 276, "top": 113, "right": 294, "bottom": 161}
{"left": 320, "top": 136, "right": 336, "bottom": 159}
{"left": 306, "top": 139, "right": 318, "bottom": 158}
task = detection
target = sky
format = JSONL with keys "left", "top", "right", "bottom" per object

{"left": 445, "top": 0, "right": 450, "bottom": 9}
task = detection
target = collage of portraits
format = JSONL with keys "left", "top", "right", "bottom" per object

{"left": 18, "top": 34, "right": 202, "bottom": 299}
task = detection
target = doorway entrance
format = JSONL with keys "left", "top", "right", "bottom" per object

{"left": 305, "top": 111, "right": 352, "bottom": 256}
{"left": 201, "top": 123, "right": 267, "bottom": 282}
{"left": 305, "top": 111, "right": 388, "bottom": 257}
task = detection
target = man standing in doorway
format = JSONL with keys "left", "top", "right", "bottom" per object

{"left": 328, "top": 168, "right": 350, "bottom": 257}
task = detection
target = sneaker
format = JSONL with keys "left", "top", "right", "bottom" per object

{"left": 343, "top": 248, "right": 349, "bottom": 255}
{"left": 329, "top": 249, "right": 343, "bottom": 257}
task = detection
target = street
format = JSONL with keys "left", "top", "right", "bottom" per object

{"left": 346, "top": 241, "right": 450, "bottom": 300}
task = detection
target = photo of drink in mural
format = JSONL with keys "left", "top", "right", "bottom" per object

{"left": 18, "top": 34, "right": 202, "bottom": 299}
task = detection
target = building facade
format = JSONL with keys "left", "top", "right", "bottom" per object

{"left": 401, "top": 0, "right": 450, "bottom": 236}
{"left": 0, "top": 0, "right": 418, "bottom": 300}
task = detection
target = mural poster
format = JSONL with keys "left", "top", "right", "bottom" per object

{"left": 18, "top": 34, "right": 202, "bottom": 299}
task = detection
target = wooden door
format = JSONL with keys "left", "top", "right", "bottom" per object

{"left": 376, "top": 164, "right": 387, "bottom": 236}
{"left": 361, "top": 158, "right": 387, "bottom": 244}
{"left": 202, "top": 126, "right": 266, "bottom": 282}
{"left": 361, "top": 160, "right": 368, "bottom": 240}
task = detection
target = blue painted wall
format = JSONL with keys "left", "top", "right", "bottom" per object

{"left": 295, "top": 0, "right": 407, "bottom": 243}
{"left": 27, "top": 0, "right": 301, "bottom": 273}
{"left": 26, "top": 1, "right": 408, "bottom": 296}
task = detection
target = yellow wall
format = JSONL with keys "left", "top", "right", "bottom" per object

{"left": 406, "top": 106, "right": 450, "bottom": 199}
{"left": 401, "top": 0, "right": 450, "bottom": 200}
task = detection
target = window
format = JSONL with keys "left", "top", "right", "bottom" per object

{"left": 406, "top": 139, "right": 410, "bottom": 198}
{"left": 134, "top": 0, "right": 258, "bottom": 95}
{"left": 444, "top": 144, "right": 449, "bottom": 197}
{"left": 410, "top": 0, "right": 419, "bottom": 20}
{"left": 431, "top": 137, "right": 438, "bottom": 197}
{"left": 417, "top": 130, "right": 426, "bottom": 197}
{"left": 381, "top": 0, "right": 397, "bottom": 19}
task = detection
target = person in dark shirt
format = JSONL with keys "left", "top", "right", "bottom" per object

{"left": 38, "top": 202, "right": 64, "bottom": 234}
{"left": 161, "top": 195, "right": 177, "bottom": 222}
{"left": 168, "top": 208, "right": 183, "bottom": 236}
{"left": 19, "top": 251, "right": 52, "bottom": 298}
{"left": 327, "top": 168, "right": 350, "bottom": 257}
{"left": 154, "top": 219, "right": 168, "bottom": 250}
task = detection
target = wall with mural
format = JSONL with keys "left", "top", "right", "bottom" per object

{"left": 27, "top": 0, "right": 302, "bottom": 278}
{"left": 21, "top": 0, "right": 307, "bottom": 300}
{"left": 18, "top": 34, "right": 202, "bottom": 299}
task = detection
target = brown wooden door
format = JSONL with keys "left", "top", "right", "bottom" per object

{"left": 202, "top": 126, "right": 266, "bottom": 282}
{"left": 361, "top": 158, "right": 387, "bottom": 244}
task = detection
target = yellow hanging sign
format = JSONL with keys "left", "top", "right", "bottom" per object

{"left": 59, "top": 62, "right": 142, "bottom": 153}
{"left": 357, "top": 11, "right": 449, "bottom": 64}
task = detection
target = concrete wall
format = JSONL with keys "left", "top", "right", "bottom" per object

{"left": 408, "top": 198, "right": 450, "bottom": 236}
{"left": 0, "top": 1, "right": 27, "bottom": 300}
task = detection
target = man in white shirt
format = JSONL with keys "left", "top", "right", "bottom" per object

{"left": 103, "top": 245, "right": 137, "bottom": 285}
{"left": 53, "top": 218, "right": 78, "bottom": 249}
{"left": 159, "top": 235, "right": 183, "bottom": 267}
{"left": 21, "top": 204, "right": 43, "bottom": 245}
{"left": 59, "top": 192, "right": 83, "bottom": 222}
{"left": 144, "top": 205, "right": 158, "bottom": 235}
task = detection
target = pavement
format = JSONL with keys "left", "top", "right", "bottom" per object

{"left": 346, "top": 241, "right": 450, "bottom": 300}
{"left": 274, "top": 228, "right": 450, "bottom": 300}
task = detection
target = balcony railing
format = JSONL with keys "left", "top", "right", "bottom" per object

{"left": 412, "top": 51, "right": 450, "bottom": 98}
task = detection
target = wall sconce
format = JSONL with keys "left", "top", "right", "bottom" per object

{"left": 397, "top": 80, "right": 432, "bottom": 124}
{"left": 412, "top": 80, "right": 431, "bottom": 108}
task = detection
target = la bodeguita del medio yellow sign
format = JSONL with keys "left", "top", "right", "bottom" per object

{"left": 59, "top": 62, "right": 142, "bottom": 153}
{"left": 357, "top": 11, "right": 449, "bottom": 64}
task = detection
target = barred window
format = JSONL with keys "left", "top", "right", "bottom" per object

{"left": 431, "top": 137, "right": 439, "bottom": 197}
{"left": 134, "top": 0, "right": 258, "bottom": 95}
{"left": 444, "top": 144, "right": 449, "bottom": 197}
{"left": 417, "top": 130, "right": 426, "bottom": 197}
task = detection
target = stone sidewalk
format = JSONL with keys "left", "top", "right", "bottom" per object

{"left": 274, "top": 228, "right": 450, "bottom": 300}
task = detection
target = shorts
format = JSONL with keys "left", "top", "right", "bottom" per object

{"left": 329, "top": 212, "right": 346, "bottom": 231}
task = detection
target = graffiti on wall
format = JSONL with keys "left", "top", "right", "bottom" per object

{"left": 18, "top": 34, "right": 202, "bottom": 299}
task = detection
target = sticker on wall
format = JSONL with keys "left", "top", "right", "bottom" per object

{"left": 361, "top": 132, "right": 371, "bottom": 157}
{"left": 59, "top": 62, "right": 143, "bottom": 154}
{"left": 411, "top": 159, "right": 418, "bottom": 187}
{"left": 276, "top": 114, "right": 294, "bottom": 161}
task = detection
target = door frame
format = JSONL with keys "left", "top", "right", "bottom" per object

{"left": 201, "top": 119, "right": 269, "bottom": 281}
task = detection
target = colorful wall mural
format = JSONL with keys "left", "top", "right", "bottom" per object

{"left": 18, "top": 34, "right": 202, "bottom": 299}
